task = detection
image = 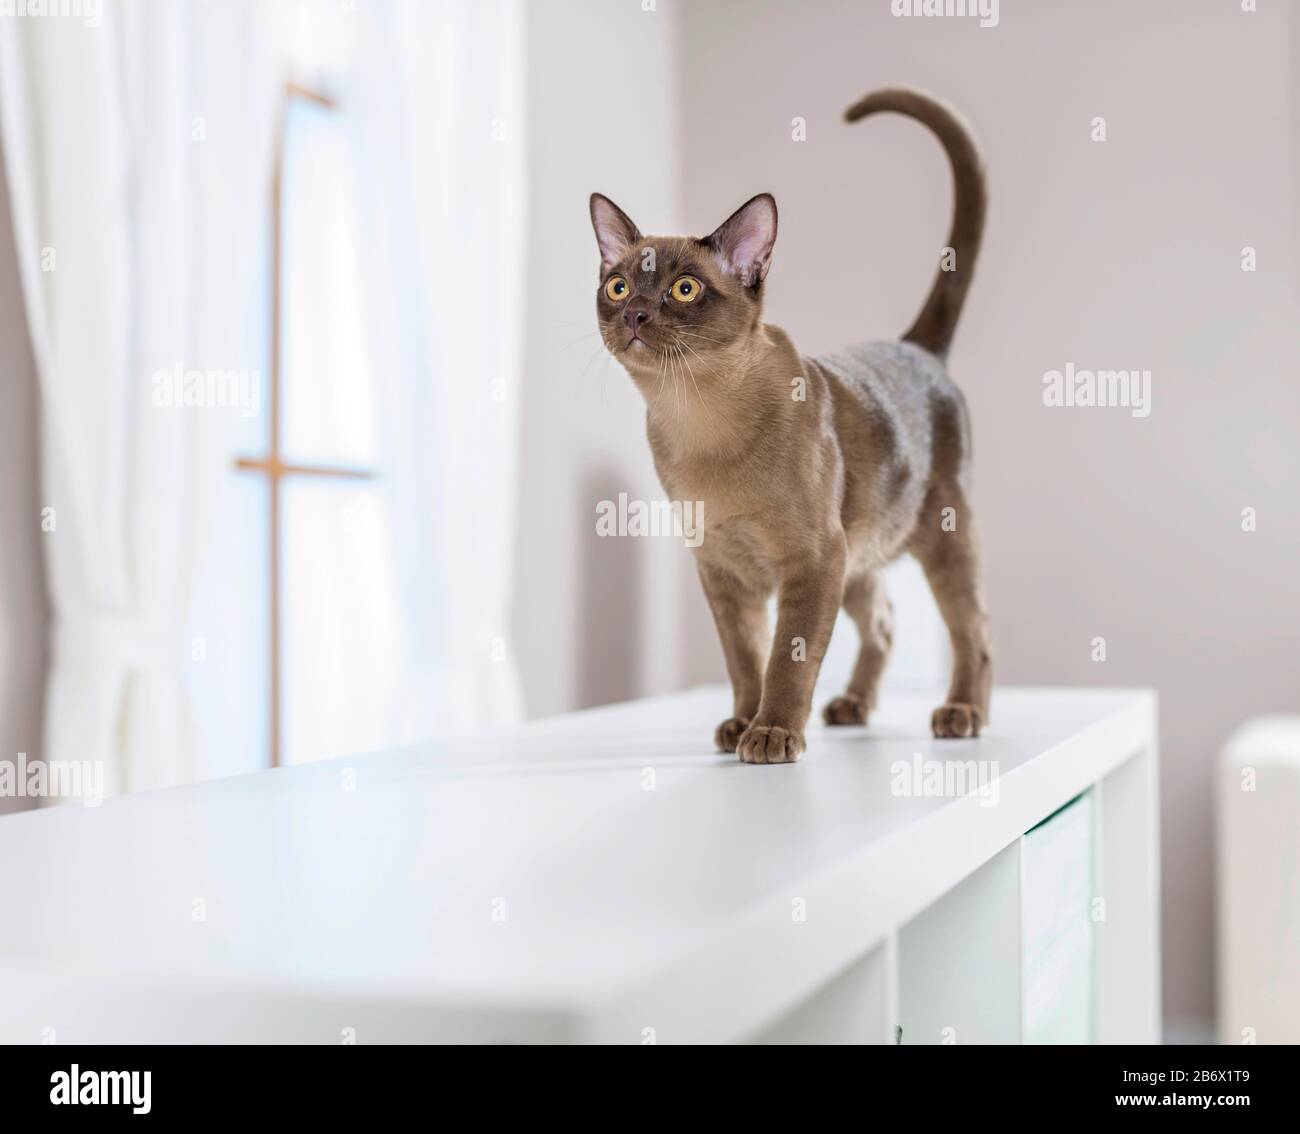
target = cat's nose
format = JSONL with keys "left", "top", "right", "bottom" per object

{"left": 623, "top": 307, "right": 652, "bottom": 332}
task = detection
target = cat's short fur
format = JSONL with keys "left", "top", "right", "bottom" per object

{"left": 590, "top": 88, "right": 992, "bottom": 763}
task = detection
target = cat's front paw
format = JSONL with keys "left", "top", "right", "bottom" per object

{"left": 714, "top": 716, "right": 751, "bottom": 753}
{"left": 822, "top": 692, "right": 868, "bottom": 726}
{"left": 931, "top": 703, "right": 983, "bottom": 738}
{"left": 736, "top": 723, "right": 805, "bottom": 764}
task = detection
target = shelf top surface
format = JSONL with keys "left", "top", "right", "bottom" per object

{"left": 0, "top": 685, "right": 1153, "bottom": 1011}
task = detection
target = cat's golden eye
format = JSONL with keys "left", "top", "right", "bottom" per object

{"left": 669, "top": 275, "right": 702, "bottom": 303}
{"left": 604, "top": 276, "right": 629, "bottom": 302}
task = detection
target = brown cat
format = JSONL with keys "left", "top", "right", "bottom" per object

{"left": 589, "top": 88, "right": 992, "bottom": 763}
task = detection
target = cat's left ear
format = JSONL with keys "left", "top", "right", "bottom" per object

{"left": 590, "top": 193, "right": 642, "bottom": 272}
{"left": 705, "top": 193, "right": 777, "bottom": 287}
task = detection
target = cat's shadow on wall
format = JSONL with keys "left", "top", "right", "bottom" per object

{"left": 577, "top": 464, "right": 641, "bottom": 708}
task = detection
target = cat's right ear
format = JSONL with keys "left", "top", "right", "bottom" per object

{"left": 590, "top": 193, "right": 642, "bottom": 272}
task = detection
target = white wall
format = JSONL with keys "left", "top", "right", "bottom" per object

{"left": 674, "top": 0, "right": 1300, "bottom": 1027}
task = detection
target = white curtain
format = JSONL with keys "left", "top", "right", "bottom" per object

{"left": 0, "top": 1, "right": 280, "bottom": 794}
{"left": 339, "top": 0, "right": 527, "bottom": 741}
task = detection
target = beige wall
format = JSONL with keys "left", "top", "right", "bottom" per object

{"left": 513, "top": 0, "right": 704, "bottom": 716}
{"left": 675, "top": 0, "right": 1300, "bottom": 1025}
{"left": 0, "top": 141, "right": 47, "bottom": 817}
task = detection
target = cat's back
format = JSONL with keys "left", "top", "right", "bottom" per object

{"left": 810, "top": 339, "right": 972, "bottom": 561}
{"left": 815, "top": 339, "right": 969, "bottom": 465}
{"left": 814, "top": 340, "right": 950, "bottom": 421}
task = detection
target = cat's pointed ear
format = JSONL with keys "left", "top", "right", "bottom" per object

{"left": 589, "top": 193, "right": 642, "bottom": 272}
{"left": 705, "top": 193, "right": 777, "bottom": 287}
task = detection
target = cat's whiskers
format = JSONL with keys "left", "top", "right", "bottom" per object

{"left": 668, "top": 346, "right": 685, "bottom": 417}
{"left": 572, "top": 341, "right": 610, "bottom": 399}
{"left": 554, "top": 328, "right": 606, "bottom": 351}
{"left": 676, "top": 337, "right": 725, "bottom": 380}
{"left": 681, "top": 349, "right": 716, "bottom": 427}
{"left": 678, "top": 345, "right": 729, "bottom": 418}
{"left": 647, "top": 340, "right": 722, "bottom": 442}
{"left": 676, "top": 333, "right": 746, "bottom": 407}
{"left": 674, "top": 330, "right": 742, "bottom": 371}
{"left": 674, "top": 325, "right": 730, "bottom": 345}
{"left": 676, "top": 345, "right": 696, "bottom": 408}
{"left": 675, "top": 344, "right": 707, "bottom": 408}
{"left": 649, "top": 348, "right": 670, "bottom": 412}
{"left": 673, "top": 342, "right": 727, "bottom": 435}
{"left": 574, "top": 321, "right": 731, "bottom": 430}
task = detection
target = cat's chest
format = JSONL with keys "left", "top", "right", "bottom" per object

{"left": 693, "top": 513, "right": 783, "bottom": 582}
{"left": 664, "top": 475, "right": 786, "bottom": 583}
{"left": 653, "top": 451, "right": 794, "bottom": 585}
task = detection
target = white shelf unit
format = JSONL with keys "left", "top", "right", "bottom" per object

{"left": 749, "top": 698, "right": 1159, "bottom": 1046}
{"left": 0, "top": 686, "right": 1159, "bottom": 1044}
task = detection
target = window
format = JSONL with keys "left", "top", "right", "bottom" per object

{"left": 191, "top": 83, "right": 401, "bottom": 776}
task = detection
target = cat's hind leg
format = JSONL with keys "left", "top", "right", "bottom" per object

{"left": 910, "top": 484, "right": 992, "bottom": 738}
{"left": 822, "top": 568, "right": 893, "bottom": 726}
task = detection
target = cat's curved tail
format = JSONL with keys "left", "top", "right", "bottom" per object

{"left": 844, "top": 88, "right": 986, "bottom": 359}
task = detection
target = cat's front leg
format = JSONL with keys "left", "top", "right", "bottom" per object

{"left": 696, "top": 562, "right": 770, "bottom": 752}
{"left": 738, "top": 536, "right": 847, "bottom": 764}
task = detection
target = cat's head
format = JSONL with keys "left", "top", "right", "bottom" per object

{"left": 589, "top": 193, "right": 777, "bottom": 378}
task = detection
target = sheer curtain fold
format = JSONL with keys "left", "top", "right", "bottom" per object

{"left": 345, "top": 0, "right": 526, "bottom": 742}
{"left": 0, "top": 1, "right": 280, "bottom": 793}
